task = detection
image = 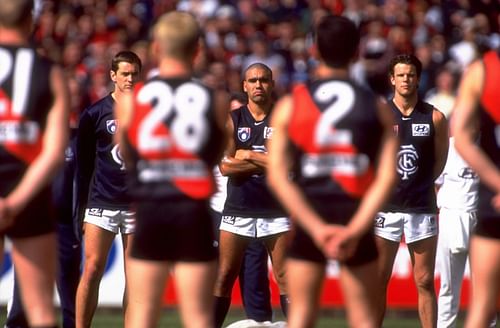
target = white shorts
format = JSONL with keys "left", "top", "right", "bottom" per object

{"left": 374, "top": 211, "right": 438, "bottom": 243}
{"left": 219, "top": 215, "right": 290, "bottom": 238}
{"left": 84, "top": 208, "right": 136, "bottom": 234}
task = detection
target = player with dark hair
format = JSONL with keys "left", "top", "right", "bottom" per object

{"left": 0, "top": 0, "right": 70, "bottom": 326}
{"left": 115, "top": 11, "right": 228, "bottom": 327}
{"left": 213, "top": 62, "right": 290, "bottom": 328}
{"left": 452, "top": 49, "right": 500, "bottom": 328}
{"left": 374, "top": 53, "right": 448, "bottom": 327}
{"left": 75, "top": 50, "right": 142, "bottom": 328}
{"left": 267, "top": 15, "right": 398, "bottom": 328}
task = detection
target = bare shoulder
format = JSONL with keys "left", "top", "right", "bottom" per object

{"left": 271, "top": 94, "right": 293, "bottom": 127}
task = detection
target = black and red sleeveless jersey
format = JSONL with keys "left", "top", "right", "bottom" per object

{"left": 386, "top": 100, "right": 437, "bottom": 213}
{"left": 124, "top": 77, "right": 224, "bottom": 200}
{"left": 0, "top": 45, "right": 54, "bottom": 195}
{"left": 478, "top": 50, "right": 500, "bottom": 219}
{"left": 288, "top": 79, "right": 383, "bottom": 213}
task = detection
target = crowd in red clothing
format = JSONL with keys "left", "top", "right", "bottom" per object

{"left": 32, "top": 0, "right": 500, "bottom": 119}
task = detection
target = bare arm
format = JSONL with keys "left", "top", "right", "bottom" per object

{"left": 267, "top": 95, "right": 334, "bottom": 248}
{"left": 1, "top": 65, "right": 70, "bottom": 222}
{"left": 114, "top": 91, "right": 134, "bottom": 169}
{"left": 219, "top": 115, "right": 262, "bottom": 176}
{"left": 453, "top": 60, "right": 500, "bottom": 210}
{"left": 432, "top": 108, "right": 449, "bottom": 180}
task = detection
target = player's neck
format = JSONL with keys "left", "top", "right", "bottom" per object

{"left": 392, "top": 93, "right": 418, "bottom": 116}
{"left": 247, "top": 101, "right": 271, "bottom": 120}
{"left": 314, "top": 63, "right": 349, "bottom": 80}
{"left": 157, "top": 57, "right": 192, "bottom": 78}
{"left": 0, "top": 28, "right": 28, "bottom": 45}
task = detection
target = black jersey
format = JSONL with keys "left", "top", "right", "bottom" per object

{"left": 124, "top": 77, "right": 224, "bottom": 201}
{"left": 223, "top": 105, "right": 286, "bottom": 218}
{"left": 478, "top": 50, "right": 500, "bottom": 221}
{"left": 75, "top": 94, "right": 130, "bottom": 211}
{"left": 386, "top": 100, "right": 437, "bottom": 213}
{"left": 288, "top": 79, "right": 383, "bottom": 217}
{"left": 0, "top": 45, "right": 53, "bottom": 196}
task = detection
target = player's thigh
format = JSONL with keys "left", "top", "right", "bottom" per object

{"left": 11, "top": 234, "right": 57, "bottom": 308}
{"left": 407, "top": 236, "right": 438, "bottom": 284}
{"left": 174, "top": 261, "right": 217, "bottom": 313}
{"left": 82, "top": 223, "right": 116, "bottom": 264}
{"left": 339, "top": 260, "right": 378, "bottom": 325}
{"left": 263, "top": 232, "right": 289, "bottom": 274}
{"left": 374, "top": 236, "right": 400, "bottom": 283}
{"left": 469, "top": 236, "right": 500, "bottom": 306}
{"left": 286, "top": 259, "right": 324, "bottom": 326}
{"left": 126, "top": 258, "right": 169, "bottom": 327}
{"left": 218, "top": 230, "right": 250, "bottom": 272}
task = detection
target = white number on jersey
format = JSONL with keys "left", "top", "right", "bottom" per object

{"left": 137, "top": 81, "right": 210, "bottom": 153}
{"left": 313, "top": 81, "right": 354, "bottom": 147}
{"left": 0, "top": 48, "right": 34, "bottom": 117}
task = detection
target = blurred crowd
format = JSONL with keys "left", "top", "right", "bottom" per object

{"left": 32, "top": 0, "right": 500, "bottom": 121}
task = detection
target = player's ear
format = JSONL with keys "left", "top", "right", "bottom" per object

{"left": 110, "top": 70, "right": 116, "bottom": 83}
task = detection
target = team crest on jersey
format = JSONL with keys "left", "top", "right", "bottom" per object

{"left": 88, "top": 208, "right": 103, "bottom": 217}
{"left": 397, "top": 144, "right": 419, "bottom": 180}
{"left": 412, "top": 124, "right": 430, "bottom": 136}
{"left": 106, "top": 120, "right": 118, "bottom": 134}
{"left": 237, "top": 127, "right": 251, "bottom": 142}
{"left": 263, "top": 126, "right": 273, "bottom": 139}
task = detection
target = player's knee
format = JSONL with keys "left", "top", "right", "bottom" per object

{"left": 81, "top": 259, "right": 106, "bottom": 282}
{"left": 414, "top": 270, "right": 435, "bottom": 291}
{"left": 214, "top": 268, "right": 239, "bottom": 295}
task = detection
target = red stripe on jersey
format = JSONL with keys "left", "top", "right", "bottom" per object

{"left": 173, "top": 177, "right": 215, "bottom": 199}
{"left": 288, "top": 84, "right": 321, "bottom": 153}
{"left": 481, "top": 51, "right": 500, "bottom": 123}
{"left": 0, "top": 90, "right": 42, "bottom": 163}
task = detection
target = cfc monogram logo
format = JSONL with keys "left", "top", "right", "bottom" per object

{"left": 397, "top": 144, "right": 419, "bottom": 180}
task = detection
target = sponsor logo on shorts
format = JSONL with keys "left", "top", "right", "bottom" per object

{"left": 237, "top": 127, "right": 251, "bottom": 142}
{"left": 458, "top": 167, "right": 478, "bottom": 179}
{"left": 411, "top": 124, "right": 430, "bottom": 136}
{"left": 88, "top": 208, "right": 103, "bottom": 217}
{"left": 375, "top": 216, "right": 385, "bottom": 228}
{"left": 222, "top": 215, "right": 235, "bottom": 225}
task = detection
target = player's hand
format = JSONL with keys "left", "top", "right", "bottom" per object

{"left": 235, "top": 149, "right": 251, "bottom": 160}
{"left": 322, "top": 225, "right": 359, "bottom": 262}
{"left": 0, "top": 198, "right": 15, "bottom": 232}
{"left": 491, "top": 193, "right": 500, "bottom": 213}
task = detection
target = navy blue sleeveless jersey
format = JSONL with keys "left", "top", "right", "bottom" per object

{"left": 124, "top": 77, "right": 224, "bottom": 201}
{"left": 223, "top": 105, "right": 286, "bottom": 218}
{"left": 75, "top": 94, "right": 130, "bottom": 211}
{"left": 386, "top": 100, "right": 437, "bottom": 213}
{"left": 0, "top": 45, "right": 53, "bottom": 195}
{"left": 288, "top": 79, "right": 383, "bottom": 216}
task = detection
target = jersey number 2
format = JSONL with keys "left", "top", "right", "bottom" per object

{"left": 313, "top": 81, "right": 354, "bottom": 147}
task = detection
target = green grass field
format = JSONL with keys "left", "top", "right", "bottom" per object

{"left": 0, "top": 307, "right": 466, "bottom": 327}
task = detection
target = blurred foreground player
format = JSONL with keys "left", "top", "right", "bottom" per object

{"left": 115, "top": 11, "right": 228, "bottom": 328}
{"left": 267, "top": 15, "right": 398, "bottom": 328}
{"left": 0, "top": 0, "right": 70, "bottom": 326}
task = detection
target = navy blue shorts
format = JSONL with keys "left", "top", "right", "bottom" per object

{"left": 474, "top": 215, "right": 500, "bottom": 239}
{"left": 131, "top": 198, "right": 217, "bottom": 262}
{"left": 4, "top": 187, "right": 56, "bottom": 238}
{"left": 288, "top": 199, "right": 378, "bottom": 266}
